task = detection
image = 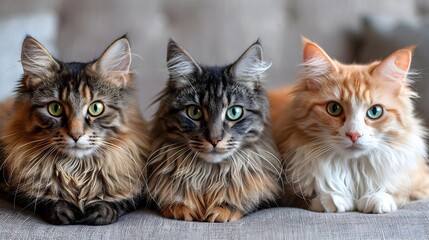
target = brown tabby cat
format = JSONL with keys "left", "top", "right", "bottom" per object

{"left": 270, "top": 38, "right": 429, "bottom": 213}
{"left": 0, "top": 36, "right": 150, "bottom": 225}
{"left": 147, "top": 40, "right": 283, "bottom": 222}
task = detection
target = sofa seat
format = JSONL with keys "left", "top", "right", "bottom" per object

{"left": 1, "top": 199, "right": 428, "bottom": 239}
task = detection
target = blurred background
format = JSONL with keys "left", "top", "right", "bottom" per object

{"left": 1, "top": 0, "right": 429, "bottom": 122}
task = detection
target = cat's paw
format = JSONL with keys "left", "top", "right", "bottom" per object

{"left": 81, "top": 201, "right": 118, "bottom": 225}
{"left": 40, "top": 200, "right": 81, "bottom": 225}
{"left": 357, "top": 192, "right": 397, "bottom": 214}
{"left": 310, "top": 193, "right": 354, "bottom": 213}
{"left": 205, "top": 206, "right": 242, "bottom": 223}
{"left": 162, "top": 204, "right": 201, "bottom": 221}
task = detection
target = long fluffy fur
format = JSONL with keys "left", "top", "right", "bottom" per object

{"left": 0, "top": 36, "right": 150, "bottom": 225}
{"left": 1, "top": 99, "right": 148, "bottom": 210}
{"left": 271, "top": 49, "right": 429, "bottom": 213}
{"left": 147, "top": 131, "right": 282, "bottom": 220}
{"left": 147, "top": 40, "right": 282, "bottom": 222}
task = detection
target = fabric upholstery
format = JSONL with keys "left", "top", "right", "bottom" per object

{"left": 1, "top": 199, "right": 429, "bottom": 239}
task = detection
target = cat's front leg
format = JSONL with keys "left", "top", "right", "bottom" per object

{"left": 37, "top": 200, "right": 82, "bottom": 225}
{"left": 310, "top": 192, "right": 354, "bottom": 213}
{"left": 162, "top": 203, "right": 203, "bottom": 221}
{"left": 357, "top": 192, "right": 397, "bottom": 213}
{"left": 80, "top": 201, "right": 118, "bottom": 225}
{"left": 205, "top": 205, "right": 242, "bottom": 223}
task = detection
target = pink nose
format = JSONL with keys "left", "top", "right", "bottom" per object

{"left": 69, "top": 133, "right": 83, "bottom": 142}
{"left": 346, "top": 132, "right": 362, "bottom": 143}
{"left": 210, "top": 139, "right": 220, "bottom": 147}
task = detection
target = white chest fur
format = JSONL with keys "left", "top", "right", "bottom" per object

{"left": 288, "top": 143, "right": 421, "bottom": 213}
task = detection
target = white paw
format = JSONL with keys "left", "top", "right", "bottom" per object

{"left": 310, "top": 193, "right": 354, "bottom": 213}
{"left": 357, "top": 192, "right": 397, "bottom": 214}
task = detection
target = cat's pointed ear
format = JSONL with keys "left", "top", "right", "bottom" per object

{"left": 301, "top": 37, "right": 338, "bottom": 90}
{"left": 302, "top": 37, "right": 338, "bottom": 74}
{"left": 92, "top": 36, "right": 131, "bottom": 87}
{"left": 21, "top": 36, "right": 60, "bottom": 87}
{"left": 372, "top": 47, "right": 414, "bottom": 92}
{"left": 230, "top": 40, "right": 271, "bottom": 87}
{"left": 167, "top": 39, "right": 202, "bottom": 88}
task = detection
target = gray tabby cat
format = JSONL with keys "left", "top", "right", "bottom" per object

{"left": 147, "top": 39, "right": 282, "bottom": 222}
{"left": 0, "top": 36, "right": 150, "bottom": 225}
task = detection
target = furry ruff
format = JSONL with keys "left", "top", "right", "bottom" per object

{"left": 147, "top": 130, "right": 283, "bottom": 222}
{"left": 1, "top": 100, "right": 150, "bottom": 211}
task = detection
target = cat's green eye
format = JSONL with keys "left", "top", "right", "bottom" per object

{"left": 48, "top": 102, "right": 64, "bottom": 117}
{"left": 326, "top": 102, "right": 343, "bottom": 116}
{"left": 88, "top": 101, "right": 105, "bottom": 117}
{"left": 367, "top": 105, "right": 383, "bottom": 119}
{"left": 187, "top": 105, "right": 203, "bottom": 120}
{"left": 226, "top": 106, "right": 244, "bottom": 121}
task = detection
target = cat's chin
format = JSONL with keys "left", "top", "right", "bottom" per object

{"left": 64, "top": 148, "right": 95, "bottom": 159}
{"left": 341, "top": 144, "right": 369, "bottom": 158}
{"left": 199, "top": 152, "right": 233, "bottom": 164}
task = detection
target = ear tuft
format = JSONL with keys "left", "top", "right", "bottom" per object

{"left": 21, "top": 36, "right": 59, "bottom": 87}
{"left": 93, "top": 37, "right": 132, "bottom": 87}
{"left": 301, "top": 37, "right": 338, "bottom": 79}
{"left": 166, "top": 39, "right": 201, "bottom": 88}
{"left": 372, "top": 47, "right": 414, "bottom": 82}
{"left": 230, "top": 41, "right": 271, "bottom": 87}
{"left": 371, "top": 47, "right": 415, "bottom": 94}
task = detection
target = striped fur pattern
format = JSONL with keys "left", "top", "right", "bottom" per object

{"left": 0, "top": 36, "right": 150, "bottom": 225}
{"left": 147, "top": 40, "right": 282, "bottom": 222}
{"left": 271, "top": 39, "right": 429, "bottom": 213}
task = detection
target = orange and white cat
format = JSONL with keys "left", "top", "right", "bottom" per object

{"left": 270, "top": 38, "right": 429, "bottom": 213}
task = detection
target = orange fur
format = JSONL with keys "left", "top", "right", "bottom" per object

{"left": 270, "top": 40, "right": 429, "bottom": 212}
{"left": 268, "top": 86, "right": 294, "bottom": 124}
{"left": 0, "top": 98, "right": 14, "bottom": 131}
{"left": 162, "top": 204, "right": 202, "bottom": 221}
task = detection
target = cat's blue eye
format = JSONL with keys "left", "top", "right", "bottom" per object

{"left": 187, "top": 105, "right": 203, "bottom": 120}
{"left": 226, "top": 106, "right": 244, "bottom": 121}
{"left": 88, "top": 101, "right": 105, "bottom": 117}
{"left": 326, "top": 102, "right": 343, "bottom": 116}
{"left": 48, "top": 102, "right": 63, "bottom": 117}
{"left": 367, "top": 105, "right": 383, "bottom": 119}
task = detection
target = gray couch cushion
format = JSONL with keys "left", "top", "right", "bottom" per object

{"left": 1, "top": 199, "right": 429, "bottom": 239}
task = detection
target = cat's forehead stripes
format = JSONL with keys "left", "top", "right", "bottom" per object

{"left": 78, "top": 80, "right": 92, "bottom": 101}
{"left": 204, "top": 67, "right": 228, "bottom": 98}
{"left": 196, "top": 67, "right": 227, "bottom": 104}
{"left": 55, "top": 63, "right": 98, "bottom": 104}
{"left": 332, "top": 65, "right": 374, "bottom": 105}
{"left": 201, "top": 90, "right": 229, "bottom": 121}
{"left": 60, "top": 81, "right": 89, "bottom": 110}
{"left": 61, "top": 84, "right": 69, "bottom": 101}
